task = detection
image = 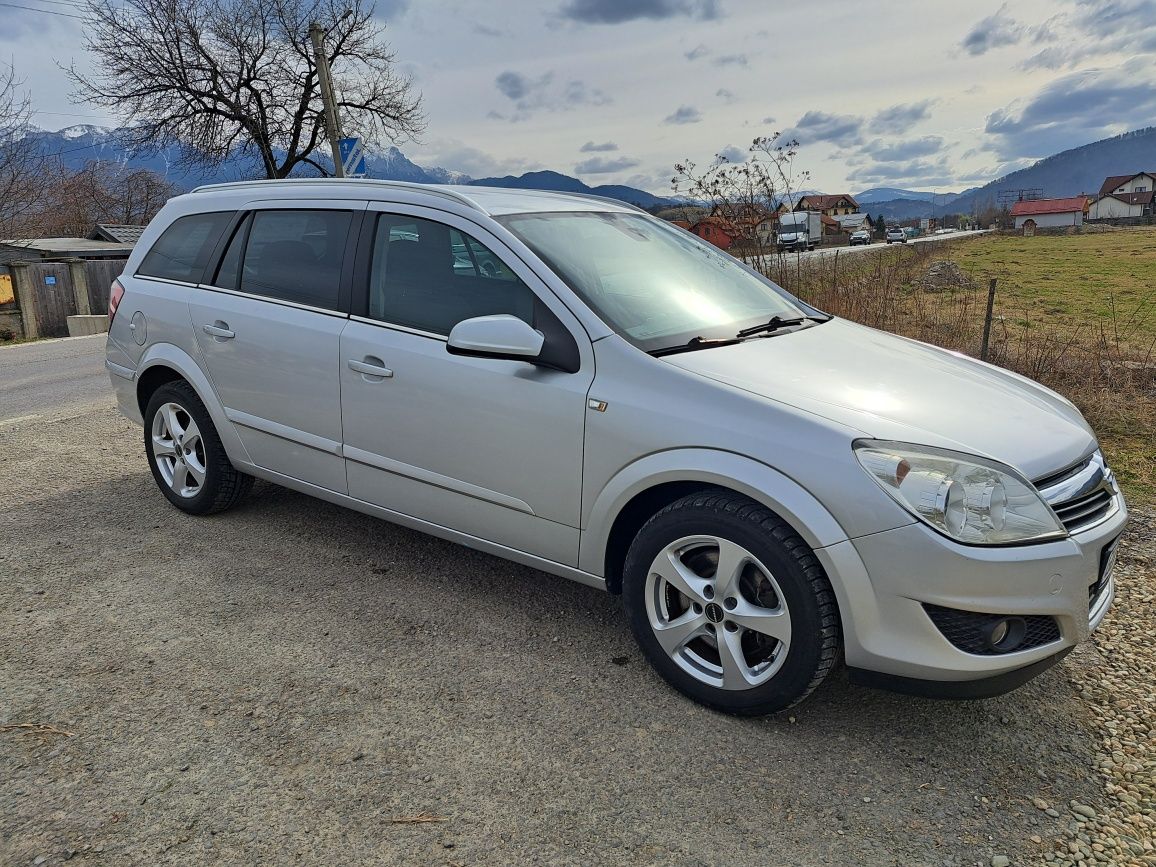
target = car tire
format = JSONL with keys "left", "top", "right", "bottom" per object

{"left": 622, "top": 489, "right": 841, "bottom": 715}
{"left": 144, "top": 381, "right": 253, "bottom": 515}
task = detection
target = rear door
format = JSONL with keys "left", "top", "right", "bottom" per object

{"left": 189, "top": 200, "right": 365, "bottom": 492}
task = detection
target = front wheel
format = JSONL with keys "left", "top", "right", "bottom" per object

{"left": 144, "top": 381, "right": 253, "bottom": 515}
{"left": 622, "top": 490, "right": 841, "bottom": 715}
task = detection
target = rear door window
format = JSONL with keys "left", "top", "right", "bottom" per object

{"left": 137, "top": 212, "right": 234, "bottom": 283}
{"left": 235, "top": 210, "right": 353, "bottom": 311}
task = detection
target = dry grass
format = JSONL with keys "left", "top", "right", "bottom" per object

{"left": 752, "top": 233, "right": 1156, "bottom": 505}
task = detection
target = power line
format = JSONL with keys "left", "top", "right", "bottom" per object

{"left": 0, "top": 1, "right": 85, "bottom": 18}
{"left": 32, "top": 110, "right": 115, "bottom": 119}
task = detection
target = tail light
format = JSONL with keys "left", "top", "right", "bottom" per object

{"left": 108, "top": 278, "right": 125, "bottom": 321}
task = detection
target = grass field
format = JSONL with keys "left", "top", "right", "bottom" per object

{"left": 950, "top": 229, "right": 1156, "bottom": 354}
{"left": 766, "top": 228, "right": 1156, "bottom": 506}
{"left": 950, "top": 229, "right": 1156, "bottom": 506}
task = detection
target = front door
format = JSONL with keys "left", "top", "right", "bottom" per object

{"left": 190, "top": 202, "right": 362, "bottom": 492}
{"left": 340, "top": 206, "right": 594, "bottom": 565}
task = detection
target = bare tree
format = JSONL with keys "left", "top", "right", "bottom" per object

{"left": 37, "top": 162, "right": 180, "bottom": 237}
{"left": 69, "top": 0, "right": 425, "bottom": 179}
{"left": 0, "top": 64, "right": 53, "bottom": 238}
{"left": 673, "top": 135, "right": 810, "bottom": 275}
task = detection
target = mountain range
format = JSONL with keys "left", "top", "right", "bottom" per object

{"left": 21, "top": 123, "right": 1156, "bottom": 218}
{"left": 859, "top": 127, "right": 1156, "bottom": 219}
{"left": 21, "top": 125, "right": 682, "bottom": 209}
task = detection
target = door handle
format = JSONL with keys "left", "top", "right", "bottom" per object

{"left": 202, "top": 323, "right": 235, "bottom": 339}
{"left": 348, "top": 358, "right": 394, "bottom": 378}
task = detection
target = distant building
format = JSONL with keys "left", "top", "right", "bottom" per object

{"left": 689, "top": 217, "right": 736, "bottom": 250}
{"left": 0, "top": 236, "right": 137, "bottom": 264}
{"left": 706, "top": 203, "right": 772, "bottom": 242}
{"left": 0, "top": 223, "right": 144, "bottom": 264}
{"left": 833, "top": 212, "right": 869, "bottom": 231}
{"left": 1088, "top": 172, "right": 1155, "bottom": 219}
{"left": 1011, "top": 197, "right": 1089, "bottom": 232}
{"left": 794, "top": 194, "right": 860, "bottom": 217}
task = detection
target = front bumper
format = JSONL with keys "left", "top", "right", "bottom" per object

{"left": 815, "top": 492, "right": 1127, "bottom": 692}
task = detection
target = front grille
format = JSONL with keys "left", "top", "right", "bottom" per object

{"left": 1035, "top": 451, "right": 1117, "bottom": 533}
{"left": 1052, "top": 487, "right": 1114, "bottom": 532}
{"left": 1033, "top": 457, "right": 1090, "bottom": 491}
{"left": 923, "top": 604, "right": 1061, "bottom": 656}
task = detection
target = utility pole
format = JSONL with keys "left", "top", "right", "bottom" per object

{"left": 309, "top": 22, "right": 345, "bottom": 178}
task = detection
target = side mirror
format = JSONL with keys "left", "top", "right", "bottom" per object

{"left": 447, "top": 314, "right": 545, "bottom": 362}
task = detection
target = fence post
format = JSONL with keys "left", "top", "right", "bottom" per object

{"left": 980, "top": 278, "right": 997, "bottom": 361}
{"left": 9, "top": 262, "right": 39, "bottom": 341}
{"left": 65, "top": 257, "right": 92, "bottom": 316}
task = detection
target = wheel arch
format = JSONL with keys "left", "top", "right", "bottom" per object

{"left": 582, "top": 449, "right": 849, "bottom": 594}
{"left": 134, "top": 343, "right": 252, "bottom": 466}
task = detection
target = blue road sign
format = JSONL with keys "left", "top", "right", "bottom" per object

{"left": 338, "top": 136, "right": 367, "bottom": 178}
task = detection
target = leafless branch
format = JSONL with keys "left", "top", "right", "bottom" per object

{"left": 68, "top": 0, "right": 425, "bottom": 179}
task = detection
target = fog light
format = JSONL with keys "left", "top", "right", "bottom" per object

{"left": 983, "top": 617, "right": 1027, "bottom": 653}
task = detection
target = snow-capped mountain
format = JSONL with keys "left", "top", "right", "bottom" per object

{"left": 19, "top": 125, "right": 677, "bottom": 209}
{"left": 57, "top": 124, "right": 114, "bottom": 141}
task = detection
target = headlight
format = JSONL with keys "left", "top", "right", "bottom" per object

{"left": 854, "top": 440, "right": 1066, "bottom": 545}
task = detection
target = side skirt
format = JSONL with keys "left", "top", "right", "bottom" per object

{"left": 237, "top": 462, "right": 608, "bottom": 592}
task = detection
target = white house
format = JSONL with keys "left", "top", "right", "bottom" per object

{"left": 1088, "top": 172, "right": 1155, "bottom": 219}
{"left": 833, "top": 212, "right": 870, "bottom": 231}
{"left": 1011, "top": 197, "right": 1088, "bottom": 231}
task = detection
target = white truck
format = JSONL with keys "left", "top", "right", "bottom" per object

{"left": 776, "top": 211, "right": 822, "bottom": 252}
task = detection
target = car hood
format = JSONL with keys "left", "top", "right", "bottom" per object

{"left": 663, "top": 318, "right": 1094, "bottom": 480}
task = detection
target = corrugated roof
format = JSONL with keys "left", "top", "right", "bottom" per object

{"left": 1010, "top": 197, "right": 1088, "bottom": 216}
{"left": 0, "top": 237, "right": 136, "bottom": 254}
{"left": 90, "top": 224, "right": 147, "bottom": 244}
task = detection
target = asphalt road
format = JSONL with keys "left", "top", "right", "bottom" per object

{"left": 799, "top": 230, "right": 990, "bottom": 260}
{"left": 0, "top": 334, "right": 1133, "bottom": 866}
{"left": 0, "top": 335, "right": 109, "bottom": 424}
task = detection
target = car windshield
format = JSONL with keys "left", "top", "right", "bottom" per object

{"left": 498, "top": 211, "right": 809, "bottom": 351}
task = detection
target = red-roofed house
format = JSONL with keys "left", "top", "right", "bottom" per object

{"left": 689, "top": 216, "right": 736, "bottom": 250}
{"left": 1011, "top": 197, "right": 1090, "bottom": 232}
{"left": 1089, "top": 172, "right": 1156, "bottom": 219}
{"left": 794, "top": 194, "right": 859, "bottom": 217}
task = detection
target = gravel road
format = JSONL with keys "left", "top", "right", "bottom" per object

{"left": 1, "top": 335, "right": 1153, "bottom": 866}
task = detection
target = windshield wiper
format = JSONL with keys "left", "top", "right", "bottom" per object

{"left": 648, "top": 335, "right": 744, "bottom": 357}
{"left": 735, "top": 314, "right": 829, "bottom": 339}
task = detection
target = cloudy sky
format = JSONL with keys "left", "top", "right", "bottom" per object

{"left": 5, "top": 0, "right": 1156, "bottom": 194}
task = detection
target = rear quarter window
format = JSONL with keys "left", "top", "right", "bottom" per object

{"left": 137, "top": 212, "right": 234, "bottom": 283}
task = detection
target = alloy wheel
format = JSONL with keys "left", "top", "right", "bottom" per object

{"left": 645, "top": 535, "right": 792, "bottom": 690}
{"left": 150, "top": 402, "right": 207, "bottom": 499}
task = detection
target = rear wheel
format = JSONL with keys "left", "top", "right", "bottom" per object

{"left": 144, "top": 381, "right": 253, "bottom": 515}
{"left": 623, "top": 490, "right": 841, "bottom": 715}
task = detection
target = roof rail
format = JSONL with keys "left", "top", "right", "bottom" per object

{"left": 188, "top": 177, "right": 486, "bottom": 213}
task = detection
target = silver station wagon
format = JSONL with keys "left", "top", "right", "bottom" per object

{"left": 106, "top": 180, "right": 1126, "bottom": 715}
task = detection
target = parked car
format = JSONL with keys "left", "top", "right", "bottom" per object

{"left": 106, "top": 180, "right": 1126, "bottom": 715}
{"left": 849, "top": 229, "right": 871, "bottom": 246}
{"left": 886, "top": 227, "right": 908, "bottom": 243}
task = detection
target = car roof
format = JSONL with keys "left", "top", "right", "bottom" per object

{"left": 187, "top": 178, "right": 640, "bottom": 217}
